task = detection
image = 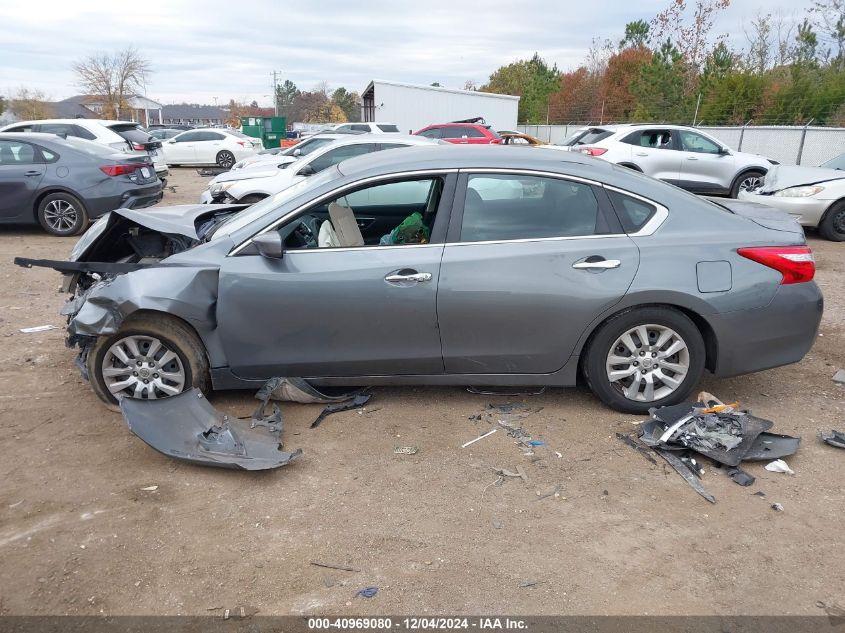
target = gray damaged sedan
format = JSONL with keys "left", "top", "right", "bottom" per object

{"left": 18, "top": 146, "right": 823, "bottom": 414}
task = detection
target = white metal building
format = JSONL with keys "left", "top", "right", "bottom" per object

{"left": 362, "top": 80, "right": 519, "bottom": 134}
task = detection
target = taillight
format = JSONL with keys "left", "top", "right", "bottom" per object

{"left": 236, "top": 141, "right": 251, "bottom": 147}
{"left": 490, "top": 138, "right": 502, "bottom": 144}
{"left": 738, "top": 246, "right": 815, "bottom": 284}
{"left": 577, "top": 147, "right": 608, "bottom": 156}
{"left": 132, "top": 142, "right": 145, "bottom": 150}
{"left": 100, "top": 164, "right": 140, "bottom": 177}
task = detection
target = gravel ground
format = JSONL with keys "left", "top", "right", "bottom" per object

{"left": 0, "top": 168, "right": 843, "bottom": 616}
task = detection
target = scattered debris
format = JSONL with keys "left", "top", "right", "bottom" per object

{"left": 492, "top": 466, "right": 529, "bottom": 482}
{"left": 771, "top": 503, "right": 784, "bottom": 512}
{"left": 654, "top": 448, "right": 716, "bottom": 504}
{"left": 752, "top": 491, "right": 766, "bottom": 497}
{"left": 140, "top": 485, "right": 158, "bottom": 492}
{"left": 727, "top": 467, "right": 755, "bottom": 487}
{"left": 533, "top": 485, "right": 561, "bottom": 501}
{"left": 816, "top": 600, "right": 845, "bottom": 624}
{"left": 120, "top": 388, "right": 302, "bottom": 471}
{"left": 820, "top": 429, "right": 845, "bottom": 449}
{"left": 355, "top": 586, "right": 378, "bottom": 599}
{"left": 467, "top": 387, "right": 546, "bottom": 396}
{"left": 491, "top": 519, "right": 503, "bottom": 529}
{"left": 832, "top": 369, "right": 845, "bottom": 384}
{"left": 461, "top": 429, "right": 497, "bottom": 448}
{"left": 555, "top": 451, "right": 563, "bottom": 459}
{"left": 394, "top": 446, "right": 419, "bottom": 455}
{"left": 765, "top": 459, "right": 795, "bottom": 475}
{"left": 615, "top": 433, "right": 658, "bottom": 465}
{"left": 258, "top": 377, "right": 363, "bottom": 404}
{"left": 310, "top": 394, "right": 371, "bottom": 429}
{"left": 19, "top": 325, "right": 58, "bottom": 333}
{"left": 519, "top": 580, "right": 542, "bottom": 588}
{"left": 310, "top": 561, "right": 359, "bottom": 573}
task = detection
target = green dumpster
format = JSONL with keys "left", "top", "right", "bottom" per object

{"left": 240, "top": 116, "right": 287, "bottom": 149}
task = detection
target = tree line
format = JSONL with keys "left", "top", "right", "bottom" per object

{"left": 480, "top": 0, "right": 845, "bottom": 126}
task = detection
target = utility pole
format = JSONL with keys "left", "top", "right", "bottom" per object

{"left": 270, "top": 70, "right": 282, "bottom": 117}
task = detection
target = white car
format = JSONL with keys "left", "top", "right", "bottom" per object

{"left": 201, "top": 134, "right": 438, "bottom": 204}
{"left": 161, "top": 129, "right": 262, "bottom": 168}
{"left": 329, "top": 122, "right": 401, "bottom": 134}
{"left": 0, "top": 118, "right": 169, "bottom": 182}
{"left": 232, "top": 133, "right": 352, "bottom": 170}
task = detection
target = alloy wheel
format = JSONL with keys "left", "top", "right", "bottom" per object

{"left": 101, "top": 335, "right": 186, "bottom": 400}
{"left": 738, "top": 175, "right": 762, "bottom": 193}
{"left": 43, "top": 199, "right": 79, "bottom": 233}
{"left": 605, "top": 324, "right": 690, "bottom": 402}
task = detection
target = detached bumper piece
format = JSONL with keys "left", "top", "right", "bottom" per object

{"left": 120, "top": 388, "right": 302, "bottom": 471}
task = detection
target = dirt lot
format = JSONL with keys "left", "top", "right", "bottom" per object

{"left": 0, "top": 168, "right": 843, "bottom": 617}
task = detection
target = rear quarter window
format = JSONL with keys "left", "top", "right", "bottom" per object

{"left": 377, "top": 124, "right": 399, "bottom": 132}
{"left": 606, "top": 190, "right": 657, "bottom": 233}
{"left": 575, "top": 128, "right": 613, "bottom": 145}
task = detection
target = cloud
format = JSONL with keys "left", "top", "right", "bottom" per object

{"left": 0, "top": 0, "right": 814, "bottom": 105}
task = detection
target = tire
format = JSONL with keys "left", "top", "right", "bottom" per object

{"left": 216, "top": 151, "right": 236, "bottom": 169}
{"left": 238, "top": 194, "right": 267, "bottom": 204}
{"left": 818, "top": 200, "right": 845, "bottom": 242}
{"left": 730, "top": 170, "right": 765, "bottom": 198}
{"left": 87, "top": 313, "right": 210, "bottom": 409}
{"left": 37, "top": 192, "right": 89, "bottom": 236}
{"left": 583, "top": 307, "right": 706, "bottom": 414}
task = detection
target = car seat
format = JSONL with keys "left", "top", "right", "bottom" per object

{"left": 0, "top": 144, "right": 16, "bottom": 164}
{"left": 327, "top": 202, "right": 364, "bottom": 247}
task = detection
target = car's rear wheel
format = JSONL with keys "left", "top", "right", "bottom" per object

{"left": 87, "top": 313, "right": 210, "bottom": 408}
{"left": 216, "top": 151, "right": 235, "bottom": 168}
{"left": 819, "top": 200, "right": 845, "bottom": 242}
{"left": 37, "top": 193, "right": 89, "bottom": 236}
{"left": 730, "top": 170, "right": 765, "bottom": 198}
{"left": 583, "top": 307, "right": 705, "bottom": 414}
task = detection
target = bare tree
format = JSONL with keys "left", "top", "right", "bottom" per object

{"left": 72, "top": 47, "right": 152, "bottom": 119}
{"left": 9, "top": 87, "right": 54, "bottom": 120}
{"left": 744, "top": 12, "right": 773, "bottom": 73}
{"left": 810, "top": 0, "right": 845, "bottom": 68}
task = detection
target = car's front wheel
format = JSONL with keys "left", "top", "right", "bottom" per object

{"left": 819, "top": 200, "right": 845, "bottom": 241}
{"left": 583, "top": 307, "right": 705, "bottom": 414}
{"left": 731, "top": 170, "right": 765, "bottom": 198}
{"left": 87, "top": 313, "right": 210, "bottom": 408}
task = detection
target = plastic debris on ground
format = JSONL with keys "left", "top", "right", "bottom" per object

{"left": 461, "top": 428, "right": 497, "bottom": 448}
{"left": 771, "top": 503, "right": 784, "bottom": 512}
{"left": 310, "top": 394, "right": 371, "bottom": 429}
{"left": 820, "top": 429, "right": 845, "bottom": 449}
{"left": 832, "top": 369, "right": 845, "bottom": 384}
{"left": 394, "top": 446, "right": 419, "bottom": 455}
{"left": 19, "top": 324, "right": 58, "bottom": 333}
{"left": 355, "top": 586, "right": 378, "bottom": 599}
{"left": 619, "top": 391, "right": 801, "bottom": 502}
{"left": 765, "top": 459, "right": 795, "bottom": 475}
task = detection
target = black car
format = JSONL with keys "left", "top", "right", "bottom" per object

{"left": 0, "top": 133, "right": 162, "bottom": 236}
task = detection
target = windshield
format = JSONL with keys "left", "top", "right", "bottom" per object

{"left": 281, "top": 137, "right": 334, "bottom": 156}
{"left": 210, "top": 167, "right": 340, "bottom": 241}
{"left": 226, "top": 129, "right": 250, "bottom": 139}
{"left": 108, "top": 124, "right": 152, "bottom": 143}
{"left": 820, "top": 153, "right": 845, "bottom": 170}
{"left": 565, "top": 128, "right": 612, "bottom": 146}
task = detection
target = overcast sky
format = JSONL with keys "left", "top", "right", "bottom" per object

{"left": 0, "top": 0, "right": 814, "bottom": 106}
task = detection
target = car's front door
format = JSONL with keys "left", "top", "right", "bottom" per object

{"left": 626, "top": 129, "right": 685, "bottom": 186}
{"left": 166, "top": 131, "right": 201, "bottom": 163}
{"left": 437, "top": 171, "right": 640, "bottom": 374}
{"left": 0, "top": 140, "right": 45, "bottom": 221}
{"left": 216, "top": 173, "right": 456, "bottom": 379}
{"left": 677, "top": 129, "right": 736, "bottom": 194}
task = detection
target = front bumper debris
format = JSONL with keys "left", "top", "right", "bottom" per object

{"left": 120, "top": 388, "right": 302, "bottom": 470}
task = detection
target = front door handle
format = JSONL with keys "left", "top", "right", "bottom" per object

{"left": 635, "top": 152, "right": 648, "bottom": 157}
{"left": 24, "top": 170, "right": 41, "bottom": 177}
{"left": 385, "top": 271, "right": 432, "bottom": 283}
{"left": 573, "top": 259, "right": 621, "bottom": 270}
{"left": 686, "top": 156, "right": 699, "bottom": 160}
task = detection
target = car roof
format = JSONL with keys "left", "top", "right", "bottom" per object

{"left": 5, "top": 118, "right": 138, "bottom": 126}
{"left": 0, "top": 132, "right": 67, "bottom": 141}
{"left": 425, "top": 122, "right": 489, "bottom": 127}
{"left": 337, "top": 144, "right": 601, "bottom": 177}
{"left": 321, "top": 133, "right": 434, "bottom": 146}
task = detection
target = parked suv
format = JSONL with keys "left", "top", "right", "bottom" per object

{"left": 330, "top": 122, "right": 401, "bottom": 134}
{"left": 414, "top": 123, "right": 502, "bottom": 144}
{"left": 567, "top": 124, "right": 775, "bottom": 197}
{"left": 0, "top": 133, "right": 162, "bottom": 236}
{"left": 0, "top": 119, "right": 169, "bottom": 183}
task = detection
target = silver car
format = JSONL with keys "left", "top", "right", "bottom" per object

{"left": 738, "top": 153, "right": 845, "bottom": 241}
{"left": 19, "top": 146, "right": 822, "bottom": 414}
{"left": 566, "top": 124, "right": 775, "bottom": 197}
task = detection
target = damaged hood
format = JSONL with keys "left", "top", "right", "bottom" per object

{"left": 212, "top": 159, "right": 295, "bottom": 183}
{"left": 705, "top": 197, "right": 803, "bottom": 234}
{"left": 758, "top": 165, "right": 845, "bottom": 193}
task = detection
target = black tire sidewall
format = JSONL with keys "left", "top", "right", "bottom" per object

{"left": 87, "top": 321, "right": 206, "bottom": 407}
{"left": 216, "top": 151, "right": 235, "bottom": 168}
{"left": 731, "top": 170, "right": 765, "bottom": 198}
{"left": 819, "top": 202, "right": 845, "bottom": 242}
{"left": 584, "top": 307, "right": 706, "bottom": 414}
{"left": 37, "top": 193, "right": 89, "bottom": 236}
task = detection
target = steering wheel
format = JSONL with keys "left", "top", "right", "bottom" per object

{"left": 292, "top": 215, "right": 319, "bottom": 248}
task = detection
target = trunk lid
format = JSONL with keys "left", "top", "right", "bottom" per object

{"left": 704, "top": 196, "right": 804, "bottom": 235}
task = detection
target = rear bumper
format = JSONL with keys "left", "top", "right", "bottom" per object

{"left": 85, "top": 183, "right": 164, "bottom": 218}
{"left": 738, "top": 191, "right": 832, "bottom": 227}
{"left": 709, "top": 281, "right": 823, "bottom": 377}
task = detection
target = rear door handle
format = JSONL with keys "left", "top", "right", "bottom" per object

{"left": 24, "top": 170, "right": 41, "bottom": 177}
{"left": 686, "top": 156, "right": 699, "bottom": 160}
{"left": 635, "top": 152, "right": 648, "bottom": 157}
{"left": 573, "top": 259, "right": 621, "bottom": 270}
{"left": 385, "top": 271, "right": 432, "bottom": 283}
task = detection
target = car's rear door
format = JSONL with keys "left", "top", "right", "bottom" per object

{"left": 437, "top": 171, "right": 640, "bottom": 374}
{"left": 0, "top": 139, "right": 45, "bottom": 221}
{"left": 216, "top": 172, "right": 458, "bottom": 379}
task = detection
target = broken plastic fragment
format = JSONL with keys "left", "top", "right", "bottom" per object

{"left": 727, "top": 467, "right": 755, "bottom": 487}
{"left": 310, "top": 394, "right": 371, "bottom": 428}
{"left": 120, "top": 388, "right": 302, "bottom": 470}
{"left": 765, "top": 459, "right": 795, "bottom": 475}
{"left": 820, "top": 429, "right": 845, "bottom": 449}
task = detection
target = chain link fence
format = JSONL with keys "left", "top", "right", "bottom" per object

{"left": 517, "top": 124, "right": 845, "bottom": 166}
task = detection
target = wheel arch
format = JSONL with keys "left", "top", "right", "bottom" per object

{"left": 32, "top": 187, "right": 86, "bottom": 221}
{"left": 617, "top": 162, "right": 643, "bottom": 172}
{"left": 576, "top": 301, "right": 718, "bottom": 380}
{"left": 730, "top": 166, "right": 769, "bottom": 194}
{"left": 116, "top": 309, "right": 213, "bottom": 365}
{"left": 818, "top": 197, "right": 845, "bottom": 226}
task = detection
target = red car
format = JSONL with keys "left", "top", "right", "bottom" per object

{"left": 414, "top": 123, "right": 502, "bottom": 144}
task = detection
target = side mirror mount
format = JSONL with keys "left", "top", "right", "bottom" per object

{"left": 297, "top": 163, "right": 315, "bottom": 177}
{"left": 252, "top": 232, "right": 284, "bottom": 259}
{"left": 719, "top": 147, "right": 731, "bottom": 155}
{"left": 292, "top": 148, "right": 302, "bottom": 157}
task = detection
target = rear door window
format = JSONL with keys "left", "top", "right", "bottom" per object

{"left": 40, "top": 123, "right": 96, "bottom": 141}
{"left": 174, "top": 131, "right": 203, "bottom": 143}
{"left": 570, "top": 128, "right": 613, "bottom": 146}
{"left": 377, "top": 124, "right": 400, "bottom": 132}
{"left": 107, "top": 124, "right": 151, "bottom": 145}
{"left": 460, "top": 174, "right": 605, "bottom": 241}
{"left": 0, "top": 140, "right": 38, "bottom": 164}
